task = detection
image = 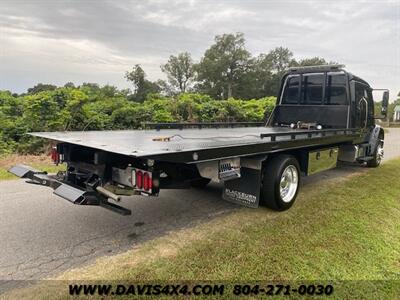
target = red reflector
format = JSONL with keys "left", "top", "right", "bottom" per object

{"left": 143, "top": 172, "right": 152, "bottom": 191}
{"left": 50, "top": 147, "right": 59, "bottom": 164}
{"left": 136, "top": 171, "right": 143, "bottom": 189}
{"left": 148, "top": 175, "right": 153, "bottom": 190}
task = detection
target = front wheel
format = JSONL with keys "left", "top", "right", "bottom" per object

{"left": 367, "top": 142, "right": 384, "bottom": 168}
{"left": 261, "top": 155, "right": 300, "bottom": 211}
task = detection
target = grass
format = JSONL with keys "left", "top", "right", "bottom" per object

{"left": 0, "top": 154, "right": 65, "bottom": 180}
{"left": 4, "top": 159, "right": 400, "bottom": 299}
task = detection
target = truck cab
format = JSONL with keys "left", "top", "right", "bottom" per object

{"left": 270, "top": 65, "right": 387, "bottom": 166}
{"left": 273, "top": 65, "right": 379, "bottom": 130}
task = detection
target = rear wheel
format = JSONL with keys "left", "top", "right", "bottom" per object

{"left": 261, "top": 155, "right": 300, "bottom": 211}
{"left": 367, "top": 142, "right": 383, "bottom": 168}
{"left": 190, "top": 177, "right": 211, "bottom": 188}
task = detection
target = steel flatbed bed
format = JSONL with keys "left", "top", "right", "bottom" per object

{"left": 30, "top": 127, "right": 361, "bottom": 163}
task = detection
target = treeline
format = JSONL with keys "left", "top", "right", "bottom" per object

{"left": 0, "top": 32, "right": 339, "bottom": 155}
{"left": 125, "top": 32, "right": 335, "bottom": 101}
{"left": 0, "top": 87, "right": 275, "bottom": 154}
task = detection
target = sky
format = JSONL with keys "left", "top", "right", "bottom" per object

{"left": 0, "top": 0, "right": 399, "bottom": 99}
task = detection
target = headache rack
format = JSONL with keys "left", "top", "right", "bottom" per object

{"left": 144, "top": 122, "right": 264, "bottom": 130}
{"left": 259, "top": 128, "right": 360, "bottom": 141}
{"left": 288, "top": 64, "right": 346, "bottom": 73}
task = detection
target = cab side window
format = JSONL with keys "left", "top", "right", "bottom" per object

{"left": 325, "top": 73, "right": 348, "bottom": 105}
{"left": 301, "top": 73, "right": 324, "bottom": 105}
{"left": 355, "top": 82, "right": 372, "bottom": 128}
{"left": 355, "top": 82, "right": 366, "bottom": 103}
{"left": 282, "top": 75, "right": 300, "bottom": 104}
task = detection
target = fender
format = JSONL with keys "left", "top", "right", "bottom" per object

{"left": 368, "top": 125, "right": 384, "bottom": 155}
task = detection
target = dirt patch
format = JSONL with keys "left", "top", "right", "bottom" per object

{"left": 0, "top": 154, "right": 52, "bottom": 169}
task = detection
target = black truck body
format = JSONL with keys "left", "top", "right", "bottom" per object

{"left": 9, "top": 65, "right": 389, "bottom": 215}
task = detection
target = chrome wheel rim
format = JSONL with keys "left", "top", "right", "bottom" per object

{"left": 376, "top": 144, "right": 384, "bottom": 164}
{"left": 279, "top": 165, "right": 299, "bottom": 203}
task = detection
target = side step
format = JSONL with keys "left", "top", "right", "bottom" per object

{"left": 357, "top": 156, "right": 374, "bottom": 162}
{"left": 8, "top": 164, "right": 131, "bottom": 215}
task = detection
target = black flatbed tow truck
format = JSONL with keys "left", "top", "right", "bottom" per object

{"left": 9, "top": 65, "right": 389, "bottom": 215}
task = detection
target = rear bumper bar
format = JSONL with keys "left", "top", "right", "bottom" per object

{"left": 8, "top": 165, "right": 131, "bottom": 215}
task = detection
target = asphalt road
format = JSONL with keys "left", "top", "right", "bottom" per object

{"left": 0, "top": 128, "right": 399, "bottom": 291}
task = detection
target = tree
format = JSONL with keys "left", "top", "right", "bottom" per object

{"left": 247, "top": 54, "right": 275, "bottom": 97}
{"left": 100, "top": 84, "right": 119, "bottom": 97}
{"left": 249, "top": 51, "right": 336, "bottom": 97}
{"left": 196, "top": 33, "right": 251, "bottom": 99}
{"left": 125, "top": 64, "right": 145, "bottom": 95}
{"left": 27, "top": 83, "right": 57, "bottom": 94}
{"left": 295, "top": 57, "right": 328, "bottom": 67}
{"left": 22, "top": 91, "right": 68, "bottom": 132}
{"left": 267, "top": 47, "right": 294, "bottom": 74}
{"left": 125, "top": 65, "right": 161, "bottom": 102}
{"left": 155, "top": 79, "right": 174, "bottom": 96}
{"left": 388, "top": 91, "right": 400, "bottom": 121}
{"left": 64, "top": 82, "right": 75, "bottom": 88}
{"left": 253, "top": 47, "right": 295, "bottom": 96}
{"left": 161, "top": 52, "right": 194, "bottom": 93}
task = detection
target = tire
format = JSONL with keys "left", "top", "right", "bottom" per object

{"left": 190, "top": 177, "right": 211, "bottom": 188}
{"left": 367, "top": 142, "right": 383, "bottom": 168}
{"left": 260, "top": 155, "right": 300, "bottom": 211}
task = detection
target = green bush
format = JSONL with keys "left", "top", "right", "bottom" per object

{"left": 0, "top": 86, "right": 276, "bottom": 155}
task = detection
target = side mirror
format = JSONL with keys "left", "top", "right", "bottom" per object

{"left": 381, "top": 90, "right": 389, "bottom": 116}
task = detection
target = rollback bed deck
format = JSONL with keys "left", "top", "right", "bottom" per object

{"left": 30, "top": 126, "right": 361, "bottom": 163}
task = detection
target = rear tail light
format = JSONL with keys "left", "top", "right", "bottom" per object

{"left": 50, "top": 147, "right": 60, "bottom": 165}
{"left": 132, "top": 169, "right": 153, "bottom": 193}
{"left": 143, "top": 172, "right": 152, "bottom": 191}
{"left": 136, "top": 170, "right": 143, "bottom": 189}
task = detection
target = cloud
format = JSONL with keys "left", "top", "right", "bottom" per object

{"left": 0, "top": 0, "right": 399, "bottom": 96}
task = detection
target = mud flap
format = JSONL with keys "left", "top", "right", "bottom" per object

{"left": 222, "top": 156, "right": 266, "bottom": 208}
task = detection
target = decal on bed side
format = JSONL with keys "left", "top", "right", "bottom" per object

{"left": 222, "top": 167, "right": 262, "bottom": 208}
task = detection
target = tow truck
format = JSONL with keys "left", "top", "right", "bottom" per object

{"left": 9, "top": 65, "right": 389, "bottom": 215}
